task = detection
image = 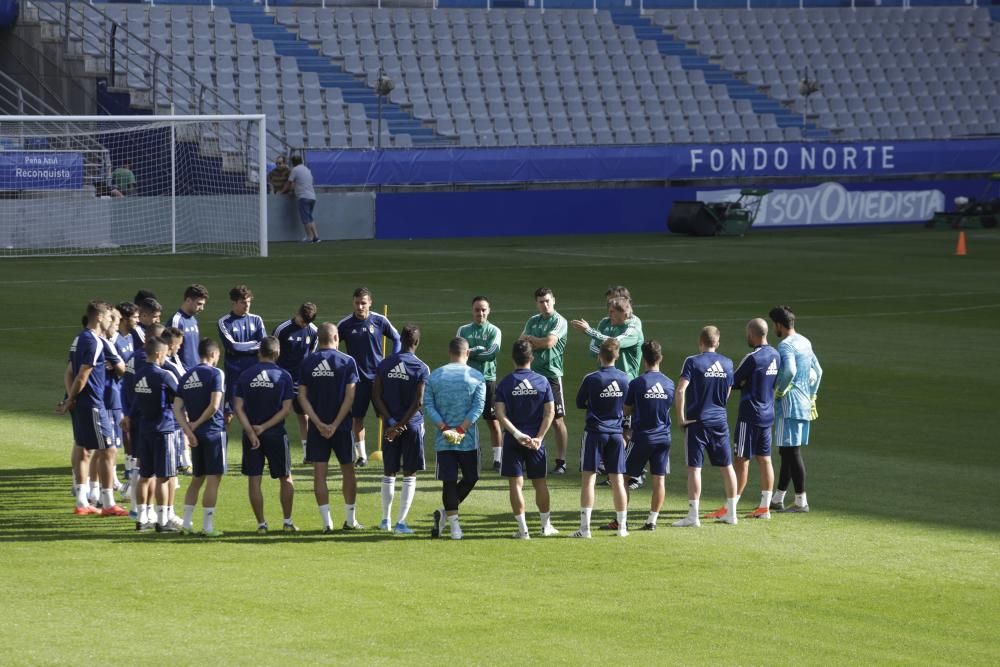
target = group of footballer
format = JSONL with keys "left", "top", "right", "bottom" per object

{"left": 58, "top": 282, "right": 823, "bottom": 539}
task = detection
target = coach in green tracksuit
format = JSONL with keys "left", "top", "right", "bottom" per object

{"left": 456, "top": 296, "right": 503, "bottom": 471}
{"left": 519, "top": 288, "right": 569, "bottom": 475}
{"left": 571, "top": 297, "right": 644, "bottom": 380}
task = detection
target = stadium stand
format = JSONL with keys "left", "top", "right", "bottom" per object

{"left": 12, "top": 2, "right": 1000, "bottom": 151}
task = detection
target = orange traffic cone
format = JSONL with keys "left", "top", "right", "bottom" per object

{"left": 955, "top": 231, "right": 967, "bottom": 256}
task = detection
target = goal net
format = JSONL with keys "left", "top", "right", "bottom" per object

{"left": 0, "top": 114, "right": 267, "bottom": 257}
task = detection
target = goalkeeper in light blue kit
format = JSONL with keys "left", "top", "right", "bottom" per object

{"left": 424, "top": 337, "right": 486, "bottom": 541}
{"left": 768, "top": 306, "right": 823, "bottom": 513}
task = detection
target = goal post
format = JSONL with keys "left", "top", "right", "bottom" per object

{"left": 0, "top": 114, "right": 268, "bottom": 257}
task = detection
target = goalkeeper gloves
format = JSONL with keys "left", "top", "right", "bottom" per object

{"left": 775, "top": 387, "right": 788, "bottom": 399}
{"left": 442, "top": 426, "right": 466, "bottom": 445}
{"left": 810, "top": 395, "right": 818, "bottom": 421}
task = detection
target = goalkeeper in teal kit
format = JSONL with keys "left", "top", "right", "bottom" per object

{"left": 768, "top": 305, "right": 823, "bottom": 514}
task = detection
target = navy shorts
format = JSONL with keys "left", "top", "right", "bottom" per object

{"left": 435, "top": 449, "right": 480, "bottom": 483}
{"left": 382, "top": 423, "right": 425, "bottom": 476}
{"left": 110, "top": 409, "right": 124, "bottom": 448}
{"left": 580, "top": 432, "right": 626, "bottom": 474}
{"left": 546, "top": 376, "right": 566, "bottom": 419}
{"left": 242, "top": 430, "right": 291, "bottom": 479}
{"left": 139, "top": 431, "right": 177, "bottom": 479}
{"left": 71, "top": 403, "right": 113, "bottom": 450}
{"left": 685, "top": 422, "right": 732, "bottom": 468}
{"left": 191, "top": 431, "right": 228, "bottom": 477}
{"left": 481, "top": 380, "right": 497, "bottom": 421}
{"left": 500, "top": 433, "right": 547, "bottom": 479}
{"left": 351, "top": 376, "right": 373, "bottom": 419}
{"left": 306, "top": 428, "right": 354, "bottom": 465}
{"left": 625, "top": 433, "right": 671, "bottom": 477}
{"left": 291, "top": 385, "right": 306, "bottom": 416}
{"left": 734, "top": 421, "right": 772, "bottom": 459}
{"left": 126, "top": 415, "right": 140, "bottom": 454}
{"left": 298, "top": 198, "right": 316, "bottom": 224}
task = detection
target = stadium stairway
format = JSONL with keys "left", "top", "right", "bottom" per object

{"left": 609, "top": 8, "right": 828, "bottom": 140}
{"left": 227, "top": 6, "right": 439, "bottom": 145}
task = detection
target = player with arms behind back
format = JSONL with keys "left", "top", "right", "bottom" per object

{"left": 273, "top": 302, "right": 319, "bottom": 461}
{"left": 373, "top": 324, "right": 430, "bottom": 535}
{"left": 495, "top": 339, "right": 558, "bottom": 539}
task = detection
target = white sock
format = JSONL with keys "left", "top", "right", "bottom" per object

{"left": 88, "top": 481, "right": 100, "bottom": 503}
{"left": 128, "top": 477, "right": 138, "bottom": 509}
{"left": 345, "top": 503, "right": 356, "bottom": 526}
{"left": 726, "top": 497, "right": 737, "bottom": 517}
{"left": 760, "top": 490, "right": 773, "bottom": 508}
{"left": 448, "top": 514, "right": 460, "bottom": 529}
{"left": 283, "top": 517, "right": 294, "bottom": 526}
{"left": 157, "top": 505, "right": 168, "bottom": 525}
{"left": 647, "top": 510, "right": 659, "bottom": 525}
{"left": 688, "top": 499, "right": 700, "bottom": 519}
{"left": 381, "top": 477, "right": 395, "bottom": 522}
{"left": 182, "top": 504, "right": 195, "bottom": 529}
{"left": 492, "top": 446, "right": 502, "bottom": 463}
{"left": 540, "top": 511, "right": 552, "bottom": 528}
{"left": 616, "top": 510, "right": 627, "bottom": 528}
{"left": 796, "top": 492, "right": 808, "bottom": 507}
{"left": 100, "top": 488, "right": 115, "bottom": 509}
{"left": 203, "top": 507, "right": 216, "bottom": 533}
{"left": 398, "top": 476, "right": 416, "bottom": 523}
{"left": 75, "top": 483, "right": 89, "bottom": 508}
{"left": 514, "top": 513, "right": 528, "bottom": 533}
{"left": 168, "top": 505, "right": 177, "bottom": 521}
{"left": 319, "top": 503, "right": 332, "bottom": 529}
{"left": 734, "top": 494, "right": 741, "bottom": 508}
{"left": 580, "top": 507, "right": 592, "bottom": 532}
{"left": 138, "top": 504, "right": 148, "bottom": 523}
{"left": 355, "top": 438, "right": 367, "bottom": 460}
{"left": 773, "top": 489, "right": 787, "bottom": 504}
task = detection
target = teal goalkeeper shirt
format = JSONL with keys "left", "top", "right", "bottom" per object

{"left": 424, "top": 362, "right": 486, "bottom": 452}
{"left": 775, "top": 333, "right": 823, "bottom": 421}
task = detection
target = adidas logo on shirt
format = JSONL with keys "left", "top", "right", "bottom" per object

{"left": 135, "top": 377, "right": 152, "bottom": 394}
{"left": 125, "top": 358, "right": 135, "bottom": 375}
{"left": 387, "top": 363, "right": 409, "bottom": 380}
{"left": 250, "top": 371, "right": 274, "bottom": 389}
{"left": 511, "top": 379, "right": 537, "bottom": 396}
{"left": 765, "top": 359, "right": 778, "bottom": 376}
{"left": 644, "top": 382, "right": 669, "bottom": 399}
{"left": 704, "top": 361, "right": 728, "bottom": 379}
{"left": 599, "top": 380, "right": 624, "bottom": 398}
{"left": 312, "top": 359, "right": 335, "bottom": 378}
{"left": 184, "top": 371, "right": 203, "bottom": 390}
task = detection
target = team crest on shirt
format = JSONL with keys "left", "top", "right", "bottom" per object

{"left": 704, "top": 361, "right": 728, "bottom": 378}
{"left": 599, "top": 380, "right": 624, "bottom": 398}
{"left": 368, "top": 325, "right": 375, "bottom": 335}
{"left": 305, "top": 336, "right": 311, "bottom": 346}
{"left": 250, "top": 371, "right": 274, "bottom": 388}
{"left": 312, "top": 360, "right": 336, "bottom": 377}
{"left": 644, "top": 382, "right": 669, "bottom": 399}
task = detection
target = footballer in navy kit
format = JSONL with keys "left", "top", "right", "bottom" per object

{"left": 495, "top": 339, "right": 557, "bottom": 539}
{"left": 131, "top": 297, "right": 162, "bottom": 350}
{"left": 337, "top": 287, "right": 401, "bottom": 467}
{"left": 623, "top": 340, "right": 675, "bottom": 531}
{"left": 234, "top": 336, "right": 297, "bottom": 533}
{"left": 572, "top": 339, "right": 631, "bottom": 538}
{"left": 134, "top": 337, "right": 181, "bottom": 532}
{"left": 218, "top": 284, "right": 265, "bottom": 420}
{"left": 373, "top": 324, "right": 430, "bottom": 535}
{"left": 673, "top": 326, "right": 738, "bottom": 528}
{"left": 731, "top": 318, "right": 781, "bottom": 520}
{"left": 273, "top": 302, "right": 319, "bottom": 455}
{"left": 170, "top": 284, "right": 209, "bottom": 371}
{"left": 173, "top": 338, "right": 227, "bottom": 536}
{"left": 298, "top": 323, "right": 361, "bottom": 533}
{"left": 58, "top": 300, "right": 127, "bottom": 517}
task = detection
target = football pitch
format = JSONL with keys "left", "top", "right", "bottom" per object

{"left": 1, "top": 226, "right": 997, "bottom": 665}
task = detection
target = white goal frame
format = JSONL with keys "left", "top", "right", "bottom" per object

{"left": 1, "top": 114, "right": 268, "bottom": 257}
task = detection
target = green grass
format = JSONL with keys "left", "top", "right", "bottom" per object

{"left": 1, "top": 227, "right": 998, "bottom": 665}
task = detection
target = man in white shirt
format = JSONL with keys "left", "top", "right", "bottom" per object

{"left": 282, "top": 155, "right": 319, "bottom": 244}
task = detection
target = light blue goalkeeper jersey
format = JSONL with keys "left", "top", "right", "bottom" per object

{"left": 775, "top": 333, "right": 823, "bottom": 421}
{"left": 424, "top": 362, "right": 486, "bottom": 452}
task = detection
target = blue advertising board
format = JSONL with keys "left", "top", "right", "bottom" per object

{"left": 0, "top": 151, "right": 84, "bottom": 190}
{"left": 307, "top": 139, "right": 1000, "bottom": 187}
